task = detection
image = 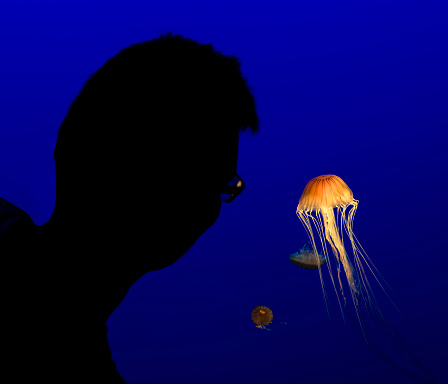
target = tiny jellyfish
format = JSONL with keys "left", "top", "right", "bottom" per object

{"left": 290, "top": 241, "right": 326, "bottom": 269}
{"left": 251, "top": 306, "right": 273, "bottom": 329}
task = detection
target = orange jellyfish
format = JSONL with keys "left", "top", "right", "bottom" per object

{"left": 251, "top": 306, "right": 273, "bottom": 328}
{"left": 296, "top": 175, "right": 390, "bottom": 336}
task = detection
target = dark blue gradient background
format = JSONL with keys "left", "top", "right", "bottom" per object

{"left": 1, "top": 1, "right": 447, "bottom": 383}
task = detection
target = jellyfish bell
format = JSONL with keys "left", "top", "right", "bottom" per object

{"left": 297, "top": 174, "right": 354, "bottom": 212}
{"left": 251, "top": 306, "right": 273, "bottom": 329}
{"left": 289, "top": 242, "right": 326, "bottom": 269}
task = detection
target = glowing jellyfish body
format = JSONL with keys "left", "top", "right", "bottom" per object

{"left": 290, "top": 241, "right": 326, "bottom": 269}
{"left": 294, "top": 175, "right": 436, "bottom": 382}
{"left": 296, "top": 175, "right": 387, "bottom": 334}
{"left": 251, "top": 306, "right": 273, "bottom": 329}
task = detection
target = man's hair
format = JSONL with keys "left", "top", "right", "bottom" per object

{"left": 54, "top": 33, "right": 258, "bottom": 189}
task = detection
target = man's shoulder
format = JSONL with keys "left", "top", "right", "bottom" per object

{"left": 0, "top": 197, "right": 35, "bottom": 235}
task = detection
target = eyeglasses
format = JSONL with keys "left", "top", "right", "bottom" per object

{"left": 220, "top": 173, "right": 245, "bottom": 203}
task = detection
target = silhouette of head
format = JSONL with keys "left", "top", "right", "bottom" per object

{"left": 51, "top": 33, "right": 258, "bottom": 270}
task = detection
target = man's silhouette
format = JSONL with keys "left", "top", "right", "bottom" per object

{"left": 1, "top": 33, "right": 258, "bottom": 383}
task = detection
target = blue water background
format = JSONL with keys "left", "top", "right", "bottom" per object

{"left": 1, "top": 1, "right": 447, "bottom": 383}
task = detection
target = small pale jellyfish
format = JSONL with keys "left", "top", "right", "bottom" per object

{"left": 296, "top": 175, "right": 391, "bottom": 337}
{"left": 290, "top": 241, "right": 326, "bottom": 269}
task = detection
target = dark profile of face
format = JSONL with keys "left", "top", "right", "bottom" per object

{"left": 50, "top": 33, "right": 258, "bottom": 272}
